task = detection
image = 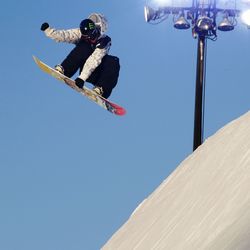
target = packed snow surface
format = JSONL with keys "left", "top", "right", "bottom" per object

{"left": 102, "top": 111, "right": 250, "bottom": 250}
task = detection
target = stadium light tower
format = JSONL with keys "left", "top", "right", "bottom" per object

{"left": 144, "top": 0, "right": 250, "bottom": 151}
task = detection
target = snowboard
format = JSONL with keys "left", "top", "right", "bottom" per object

{"left": 33, "top": 56, "right": 126, "bottom": 116}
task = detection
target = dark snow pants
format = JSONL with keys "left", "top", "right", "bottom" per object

{"left": 60, "top": 40, "right": 120, "bottom": 99}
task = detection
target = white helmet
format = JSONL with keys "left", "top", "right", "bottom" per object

{"left": 88, "top": 13, "right": 108, "bottom": 34}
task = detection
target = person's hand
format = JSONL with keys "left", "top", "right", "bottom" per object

{"left": 75, "top": 78, "right": 85, "bottom": 89}
{"left": 41, "top": 22, "right": 49, "bottom": 31}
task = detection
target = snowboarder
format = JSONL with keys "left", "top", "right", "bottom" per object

{"left": 40, "top": 13, "right": 120, "bottom": 99}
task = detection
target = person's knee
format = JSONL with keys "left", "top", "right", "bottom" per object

{"left": 103, "top": 89, "right": 112, "bottom": 99}
{"left": 61, "top": 41, "right": 93, "bottom": 77}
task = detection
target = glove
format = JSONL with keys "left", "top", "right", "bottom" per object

{"left": 41, "top": 22, "right": 49, "bottom": 31}
{"left": 75, "top": 78, "right": 85, "bottom": 89}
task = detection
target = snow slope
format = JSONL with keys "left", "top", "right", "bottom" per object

{"left": 102, "top": 111, "right": 250, "bottom": 250}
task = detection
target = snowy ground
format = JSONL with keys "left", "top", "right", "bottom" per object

{"left": 102, "top": 111, "right": 250, "bottom": 250}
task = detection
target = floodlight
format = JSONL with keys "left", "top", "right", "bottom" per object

{"left": 144, "top": 6, "right": 157, "bottom": 22}
{"left": 196, "top": 16, "right": 214, "bottom": 31}
{"left": 144, "top": 1, "right": 249, "bottom": 152}
{"left": 174, "top": 15, "right": 190, "bottom": 29}
{"left": 241, "top": 9, "right": 250, "bottom": 27}
{"left": 218, "top": 17, "right": 234, "bottom": 31}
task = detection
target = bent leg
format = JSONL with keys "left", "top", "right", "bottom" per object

{"left": 87, "top": 55, "right": 120, "bottom": 99}
{"left": 61, "top": 40, "right": 93, "bottom": 78}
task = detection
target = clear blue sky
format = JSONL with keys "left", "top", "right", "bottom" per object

{"left": 1, "top": 1, "right": 249, "bottom": 249}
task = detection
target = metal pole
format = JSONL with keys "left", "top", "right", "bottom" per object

{"left": 193, "top": 35, "right": 206, "bottom": 151}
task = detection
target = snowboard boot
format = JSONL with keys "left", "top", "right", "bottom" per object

{"left": 54, "top": 64, "right": 64, "bottom": 75}
{"left": 92, "top": 86, "right": 104, "bottom": 96}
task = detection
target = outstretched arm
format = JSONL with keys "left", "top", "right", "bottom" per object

{"left": 40, "top": 22, "right": 81, "bottom": 44}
